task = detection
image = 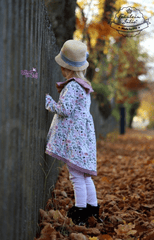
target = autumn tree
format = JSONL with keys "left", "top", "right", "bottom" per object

{"left": 75, "top": 0, "right": 149, "bottom": 127}
{"left": 137, "top": 82, "right": 154, "bottom": 129}
{"left": 108, "top": 37, "right": 148, "bottom": 127}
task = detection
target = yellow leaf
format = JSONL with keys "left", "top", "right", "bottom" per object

{"left": 114, "top": 0, "right": 127, "bottom": 10}
{"left": 145, "top": 10, "right": 154, "bottom": 16}
{"left": 132, "top": 3, "right": 142, "bottom": 8}
{"left": 146, "top": 135, "right": 153, "bottom": 140}
{"left": 89, "top": 237, "right": 98, "bottom": 240}
{"left": 74, "top": 29, "right": 83, "bottom": 41}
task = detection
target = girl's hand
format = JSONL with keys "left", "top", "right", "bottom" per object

{"left": 45, "top": 94, "right": 52, "bottom": 110}
{"left": 45, "top": 94, "right": 52, "bottom": 101}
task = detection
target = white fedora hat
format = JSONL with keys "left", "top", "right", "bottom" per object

{"left": 55, "top": 39, "right": 89, "bottom": 71}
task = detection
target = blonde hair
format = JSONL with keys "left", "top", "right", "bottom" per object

{"left": 74, "top": 70, "right": 91, "bottom": 86}
{"left": 61, "top": 67, "right": 91, "bottom": 86}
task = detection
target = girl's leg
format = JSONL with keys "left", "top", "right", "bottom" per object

{"left": 67, "top": 165, "right": 87, "bottom": 208}
{"left": 85, "top": 176, "right": 98, "bottom": 206}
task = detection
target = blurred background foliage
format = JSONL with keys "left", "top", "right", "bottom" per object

{"left": 74, "top": 0, "right": 153, "bottom": 128}
{"left": 44, "top": 0, "right": 154, "bottom": 129}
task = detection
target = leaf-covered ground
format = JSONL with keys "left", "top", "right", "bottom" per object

{"left": 35, "top": 128, "right": 154, "bottom": 240}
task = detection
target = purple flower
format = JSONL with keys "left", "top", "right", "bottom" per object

{"left": 25, "top": 72, "right": 30, "bottom": 78}
{"left": 32, "top": 72, "right": 38, "bottom": 78}
{"left": 29, "top": 70, "right": 33, "bottom": 74}
{"left": 24, "top": 70, "right": 28, "bottom": 74}
{"left": 21, "top": 70, "right": 27, "bottom": 75}
{"left": 33, "top": 73, "right": 38, "bottom": 79}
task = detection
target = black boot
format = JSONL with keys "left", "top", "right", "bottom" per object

{"left": 87, "top": 203, "right": 103, "bottom": 223}
{"left": 67, "top": 205, "right": 89, "bottom": 226}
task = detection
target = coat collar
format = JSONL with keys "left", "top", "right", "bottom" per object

{"left": 56, "top": 77, "right": 94, "bottom": 94}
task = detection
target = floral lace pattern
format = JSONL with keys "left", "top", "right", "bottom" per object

{"left": 45, "top": 79, "right": 97, "bottom": 176}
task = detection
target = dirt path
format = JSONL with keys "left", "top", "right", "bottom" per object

{"left": 35, "top": 128, "right": 154, "bottom": 240}
{"left": 125, "top": 128, "right": 154, "bottom": 137}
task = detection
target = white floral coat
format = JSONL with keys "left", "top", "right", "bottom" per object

{"left": 45, "top": 77, "right": 97, "bottom": 176}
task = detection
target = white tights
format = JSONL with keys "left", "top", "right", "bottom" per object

{"left": 67, "top": 165, "right": 98, "bottom": 208}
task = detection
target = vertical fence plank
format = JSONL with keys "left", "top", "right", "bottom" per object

{"left": 0, "top": 0, "right": 65, "bottom": 239}
{"left": 14, "top": 1, "right": 22, "bottom": 239}
{"left": 1, "top": 0, "right": 9, "bottom": 239}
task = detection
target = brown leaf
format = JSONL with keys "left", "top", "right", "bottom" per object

{"left": 101, "top": 177, "right": 111, "bottom": 184}
{"left": 114, "top": 223, "right": 136, "bottom": 236}
{"left": 84, "top": 228, "right": 100, "bottom": 236}
{"left": 48, "top": 209, "right": 65, "bottom": 221}
{"left": 142, "top": 230, "right": 154, "bottom": 240}
{"left": 39, "top": 209, "right": 51, "bottom": 222}
{"left": 50, "top": 233, "right": 57, "bottom": 240}
{"left": 38, "top": 223, "right": 56, "bottom": 240}
{"left": 99, "top": 234, "right": 113, "bottom": 240}
{"left": 105, "top": 194, "right": 119, "bottom": 201}
{"left": 69, "top": 232, "right": 88, "bottom": 240}
{"left": 35, "top": 129, "right": 154, "bottom": 240}
{"left": 141, "top": 204, "right": 154, "bottom": 209}
{"left": 71, "top": 225, "right": 87, "bottom": 232}
{"left": 87, "top": 216, "right": 97, "bottom": 228}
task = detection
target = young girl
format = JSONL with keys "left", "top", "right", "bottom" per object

{"left": 45, "top": 40, "right": 103, "bottom": 226}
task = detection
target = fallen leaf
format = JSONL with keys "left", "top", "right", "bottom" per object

{"left": 39, "top": 209, "right": 51, "bottom": 222}
{"left": 101, "top": 176, "right": 111, "bottom": 183}
{"left": 70, "top": 232, "right": 88, "bottom": 240}
{"left": 35, "top": 128, "right": 154, "bottom": 240}
{"left": 48, "top": 209, "right": 65, "bottom": 221}
{"left": 114, "top": 223, "right": 136, "bottom": 236}
{"left": 38, "top": 223, "right": 56, "bottom": 240}
{"left": 99, "top": 234, "right": 113, "bottom": 240}
{"left": 89, "top": 237, "right": 98, "bottom": 240}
